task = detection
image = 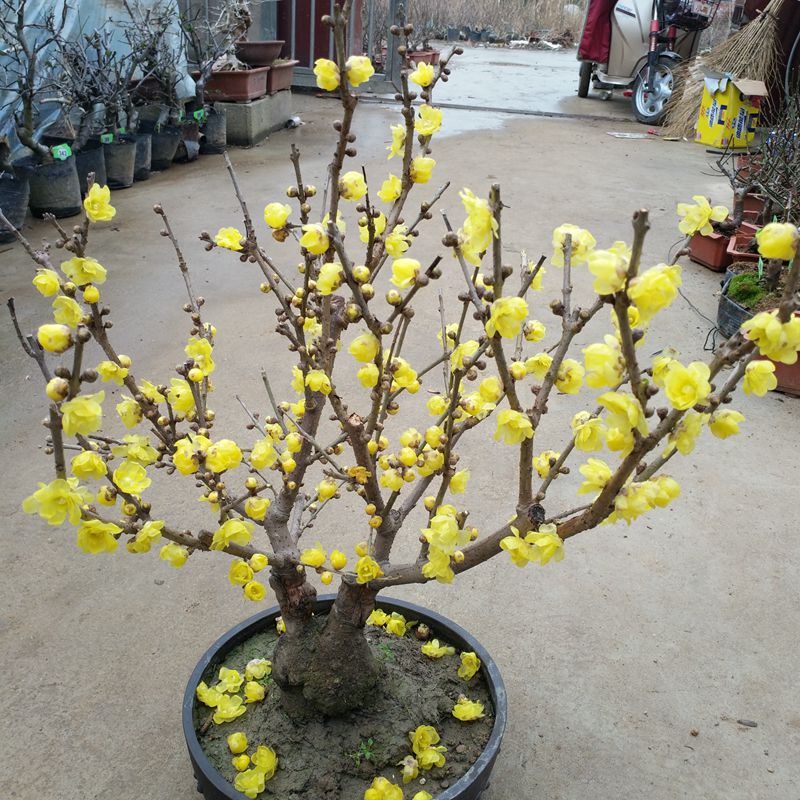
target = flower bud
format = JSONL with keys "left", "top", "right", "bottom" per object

{"left": 46, "top": 377, "right": 70, "bottom": 401}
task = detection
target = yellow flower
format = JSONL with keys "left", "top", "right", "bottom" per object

{"left": 676, "top": 195, "right": 728, "bottom": 236}
{"left": 409, "top": 61, "right": 435, "bottom": 86}
{"left": 398, "top": 755, "right": 419, "bottom": 784}
{"left": 346, "top": 54, "right": 375, "bottom": 86}
{"left": 83, "top": 183, "right": 116, "bottom": 222}
{"left": 52, "top": 295, "right": 83, "bottom": 328}
{"left": 527, "top": 523, "right": 563, "bottom": 564}
{"left": 571, "top": 411, "right": 606, "bottom": 452}
{"left": 612, "top": 481, "right": 658, "bottom": 524}
{"left": 313, "top": 261, "right": 342, "bottom": 296}
{"left": 339, "top": 170, "right": 368, "bottom": 201}
{"left": 234, "top": 769, "right": 265, "bottom": 799}
{"left": 410, "top": 725, "right": 441, "bottom": 756}
{"left": 358, "top": 363, "right": 380, "bottom": 388}
{"left": 314, "top": 57, "right": 340, "bottom": 90}
{"left": 525, "top": 352, "right": 553, "bottom": 380}
{"left": 587, "top": 241, "right": 630, "bottom": 295}
{"left": 413, "top": 793, "right": 434, "bottom": 800}
{"left": 415, "top": 104, "right": 442, "bottom": 136}
{"left": 243, "top": 580, "right": 266, "bottom": 601}
{"left": 300, "top": 223, "right": 330, "bottom": 255}
{"left": 250, "top": 437, "right": 278, "bottom": 469}
{"left": 61, "top": 391, "right": 104, "bottom": 436}
{"left": 385, "top": 224, "right": 412, "bottom": 257}
{"left": 300, "top": 542, "right": 327, "bottom": 568}
{"left": 32, "top": 268, "right": 61, "bottom": 296}
{"left": 205, "top": 439, "right": 243, "bottom": 473}
{"left": 528, "top": 261, "right": 546, "bottom": 290}
{"left": 427, "top": 394, "right": 448, "bottom": 416}
{"left": 385, "top": 611, "right": 410, "bottom": 636}
{"left": 364, "top": 776, "right": 403, "bottom": 800}
{"left": 417, "top": 745, "right": 447, "bottom": 769}
{"left": 627, "top": 263, "right": 682, "bottom": 323}
{"left": 210, "top": 519, "right": 254, "bottom": 551}
{"left": 756, "top": 222, "right": 799, "bottom": 260}
{"left": 458, "top": 651, "right": 481, "bottom": 680}
{"left": 251, "top": 744, "right": 278, "bottom": 779}
{"left": 245, "top": 659, "right": 272, "bottom": 680}
{"left": 70, "top": 451, "right": 107, "bottom": 480}
{"left": 390, "top": 257, "right": 421, "bottom": 289}
{"left": 452, "top": 696, "right": 485, "bottom": 721}
{"left": 214, "top": 227, "right": 244, "bottom": 251}
{"left": 652, "top": 351, "right": 677, "bottom": 387}
{"left": 249, "top": 554, "right": 269, "bottom": 575}
{"left": 598, "top": 391, "right": 647, "bottom": 434}
{"left": 743, "top": 360, "right": 777, "bottom": 396}
{"left": 172, "top": 435, "right": 203, "bottom": 475}
{"left": 96, "top": 360, "right": 129, "bottom": 385}
{"left": 663, "top": 361, "right": 711, "bottom": 410}
{"left": 348, "top": 331, "right": 380, "bottom": 363}
{"left": 578, "top": 458, "right": 612, "bottom": 495}
{"left": 449, "top": 469, "right": 470, "bottom": 494}
{"left": 306, "top": 369, "right": 332, "bottom": 395}
{"left": 227, "top": 732, "right": 248, "bottom": 754}
{"left": 555, "top": 358, "right": 585, "bottom": 394}
{"left": 360, "top": 214, "right": 387, "bottom": 245}
{"left": 391, "top": 356, "right": 418, "bottom": 390}
{"left": 244, "top": 681, "right": 265, "bottom": 704}
{"left": 96, "top": 486, "right": 116, "bottom": 507}
{"left": 232, "top": 755, "right": 250, "bottom": 772}
{"left": 23, "top": 477, "right": 90, "bottom": 525}
{"left": 315, "top": 478, "right": 337, "bottom": 503}
{"left": 451, "top": 339, "right": 479, "bottom": 371}
{"left": 61, "top": 256, "right": 107, "bottom": 286}
{"left": 378, "top": 174, "right": 402, "bottom": 203}
{"left": 167, "top": 378, "right": 195, "bottom": 417}
{"left": 243, "top": 496, "right": 269, "bottom": 521}
{"left": 422, "top": 513, "right": 471, "bottom": 556}
{"left": 665, "top": 411, "right": 707, "bottom": 455}
{"left": 76, "top": 519, "right": 120, "bottom": 554}
{"left": 212, "top": 694, "right": 246, "bottom": 724}
{"left": 367, "top": 609, "right": 390, "bottom": 626}
{"left": 421, "top": 639, "right": 455, "bottom": 658}
{"left": 551, "top": 223, "right": 596, "bottom": 267}
{"left": 263, "top": 202, "right": 291, "bottom": 229}
{"left": 523, "top": 319, "right": 546, "bottom": 343}
{"left": 485, "top": 296, "right": 528, "bottom": 339}
{"left": 127, "top": 520, "right": 163, "bottom": 553}
{"left": 160, "top": 542, "right": 188, "bottom": 567}
{"left": 37, "top": 323, "right": 73, "bottom": 353}
{"left": 650, "top": 475, "right": 681, "bottom": 507}
{"left": 229, "top": 560, "right": 254, "bottom": 586}
{"left": 410, "top": 156, "right": 435, "bottom": 184}
{"left": 494, "top": 409, "right": 534, "bottom": 445}
{"left": 196, "top": 681, "right": 222, "bottom": 708}
{"left": 216, "top": 666, "right": 244, "bottom": 693}
{"left": 709, "top": 409, "right": 745, "bottom": 438}
{"left": 582, "top": 337, "right": 622, "bottom": 389}
{"left": 138, "top": 379, "right": 165, "bottom": 404}
{"left": 533, "top": 450, "right": 560, "bottom": 478}
{"left": 387, "top": 124, "right": 406, "bottom": 159}
{"left": 46, "top": 376, "right": 69, "bottom": 402}
{"left": 742, "top": 311, "right": 800, "bottom": 364}
{"left": 112, "top": 460, "right": 151, "bottom": 495}
{"left": 185, "top": 337, "right": 215, "bottom": 376}
{"left": 355, "top": 555, "right": 384, "bottom": 583}
{"left": 115, "top": 395, "right": 142, "bottom": 429}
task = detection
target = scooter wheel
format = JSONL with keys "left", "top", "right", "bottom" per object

{"left": 631, "top": 55, "right": 676, "bottom": 125}
{"left": 578, "top": 61, "right": 592, "bottom": 98}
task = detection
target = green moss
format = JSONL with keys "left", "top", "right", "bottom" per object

{"left": 727, "top": 272, "right": 767, "bottom": 310}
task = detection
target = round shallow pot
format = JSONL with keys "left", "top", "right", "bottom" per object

{"left": 23, "top": 155, "right": 82, "bottom": 218}
{"left": 75, "top": 139, "right": 107, "bottom": 195}
{"left": 103, "top": 137, "right": 137, "bottom": 189}
{"left": 183, "top": 595, "right": 507, "bottom": 800}
{"left": 0, "top": 166, "right": 31, "bottom": 242}
{"left": 132, "top": 133, "right": 152, "bottom": 181}
{"left": 235, "top": 39, "right": 285, "bottom": 67}
{"left": 150, "top": 128, "right": 181, "bottom": 170}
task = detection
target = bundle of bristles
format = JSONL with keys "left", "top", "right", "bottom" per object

{"left": 663, "top": 0, "right": 787, "bottom": 137}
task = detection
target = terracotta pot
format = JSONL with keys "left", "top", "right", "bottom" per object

{"left": 727, "top": 232, "right": 760, "bottom": 265}
{"left": 198, "top": 67, "right": 270, "bottom": 103}
{"left": 688, "top": 231, "right": 732, "bottom": 272}
{"left": 235, "top": 40, "right": 285, "bottom": 67}
{"left": 742, "top": 192, "right": 766, "bottom": 215}
{"left": 772, "top": 359, "right": 800, "bottom": 396}
{"left": 266, "top": 60, "right": 298, "bottom": 94}
{"left": 408, "top": 49, "right": 440, "bottom": 65}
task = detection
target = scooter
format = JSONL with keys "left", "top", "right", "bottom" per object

{"left": 577, "top": 0, "right": 721, "bottom": 124}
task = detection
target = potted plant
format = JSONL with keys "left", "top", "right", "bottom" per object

{"left": 0, "top": 0, "right": 82, "bottom": 218}
{"left": 0, "top": 137, "right": 31, "bottom": 242}
{"left": 266, "top": 57, "right": 300, "bottom": 94}
{"left": 7, "top": 5, "right": 800, "bottom": 800}
{"left": 235, "top": 40, "right": 286, "bottom": 68}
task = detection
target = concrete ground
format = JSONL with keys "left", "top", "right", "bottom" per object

{"left": 1, "top": 84, "right": 799, "bottom": 800}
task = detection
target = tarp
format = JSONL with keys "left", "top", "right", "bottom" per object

{"left": 577, "top": 0, "right": 618, "bottom": 63}
{"left": 0, "top": 0, "right": 193, "bottom": 161}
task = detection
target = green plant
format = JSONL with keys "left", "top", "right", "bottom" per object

{"left": 350, "top": 737, "right": 376, "bottom": 768}
{"left": 727, "top": 272, "right": 768, "bottom": 309}
{"left": 376, "top": 642, "right": 396, "bottom": 662}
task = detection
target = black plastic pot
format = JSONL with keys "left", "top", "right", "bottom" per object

{"left": 22, "top": 155, "right": 82, "bottom": 218}
{"left": 74, "top": 139, "right": 107, "bottom": 196}
{"left": 0, "top": 166, "right": 31, "bottom": 242}
{"left": 717, "top": 279, "right": 753, "bottom": 339}
{"left": 150, "top": 128, "right": 181, "bottom": 170}
{"left": 183, "top": 595, "right": 507, "bottom": 800}
{"left": 174, "top": 121, "right": 201, "bottom": 163}
{"left": 103, "top": 136, "right": 137, "bottom": 189}
{"left": 132, "top": 133, "right": 152, "bottom": 181}
{"left": 200, "top": 107, "right": 227, "bottom": 155}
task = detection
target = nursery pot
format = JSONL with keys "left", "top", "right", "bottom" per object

{"left": 235, "top": 39, "right": 285, "bottom": 67}
{"left": 266, "top": 60, "right": 299, "bottom": 94}
{"left": 183, "top": 595, "right": 507, "bottom": 800}
{"left": 150, "top": 128, "right": 181, "bottom": 171}
{"left": 0, "top": 165, "right": 31, "bottom": 242}
{"left": 132, "top": 133, "right": 153, "bottom": 182}
{"left": 23, "top": 155, "right": 82, "bottom": 219}
{"left": 717, "top": 279, "right": 753, "bottom": 339}
{"left": 688, "top": 231, "right": 732, "bottom": 272}
{"left": 174, "top": 121, "right": 201, "bottom": 164}
{"left": 74, "top": 139, "right": 107, "bottom": 196}
{"left": 726, "top": 232, "right": 760, "bottom": 265}
{"left": 199, "top": 67, "right": 270, "bottom": 103}
{"left": 103, "top": 136, "right": 137, "bottom": 190}
{"left": 199, "top": 107, "right": 227, "bottom": 155}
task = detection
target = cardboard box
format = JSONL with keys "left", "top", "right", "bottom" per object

{"left": 695, "top": 70, "right": 767, "bottom": 149}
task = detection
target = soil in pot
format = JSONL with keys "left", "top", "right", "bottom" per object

{"left": 194, "top": 609, "right": 495, "bottom": 799}
{"left": 104, "top": 137, "right": 137, "bottom": 189}
{"left": 200, "top": 108, "right": 227, "bottom": 155}
{"left": 22, "top": 155, "right": 82, "bottom": 219}
{"left": 150, "top": 128, "right": 182, "bottom": 170}
{"left": 132, "top": 133, "right": 152, "bottom": 181}
{"left": 74, "top": 140, "right": 107, "bottom": 196}
{"left": 0, "top": 166, "right": 31, "bottom": 242}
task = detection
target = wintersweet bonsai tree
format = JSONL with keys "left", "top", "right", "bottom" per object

{"left": 6, "top": 3, "right": 800, "bottom": 797}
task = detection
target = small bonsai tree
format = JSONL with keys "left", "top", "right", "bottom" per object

{"left": 5, "top": 4, "right": 800, "bottom": 795}
{"left": 0, "top": 0, "right": 68, "bottom": 163}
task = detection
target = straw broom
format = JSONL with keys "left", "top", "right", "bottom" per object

{"left": 662, "top": 0, "right": 786, "bottom": 137}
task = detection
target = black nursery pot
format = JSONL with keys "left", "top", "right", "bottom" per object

{"left": 174, "top": 120, "right": 201, "bottom": 164}
{"left": 199, "top": 107, "right": 227, "bottom": 155}
{"left": 132, "top": 133, "right": 153, "bottom": 182}
{"left": 183, "top": 595, "right": 508, "bottom": 800}
{"left": 150, "top": 128, "right": 182, "bottom": 171}
{"left": 103, "top": 136, "right": 137, "bottom": 189}
{"left": 23, "top": 155, "right": 82, "bottom": 218}
{"left": 0, "top": 165, "right": 31, "bottom": 242}
{"left": 75, "top": 139, "right": 107, "bottom": 196}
